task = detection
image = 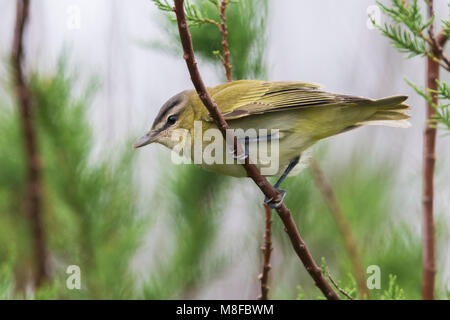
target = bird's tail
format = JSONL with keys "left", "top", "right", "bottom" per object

{"left": 360, "top": 95, "right": 411, "bottom": 128}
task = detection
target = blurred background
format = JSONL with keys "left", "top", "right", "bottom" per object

{"left": 0, "top": 0, "right": 449, "bottom": 299}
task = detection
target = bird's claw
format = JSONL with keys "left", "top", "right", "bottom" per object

{"left": 264, "top": 189, "right": 287, "bottom": 209}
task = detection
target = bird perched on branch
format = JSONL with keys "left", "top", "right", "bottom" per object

{"left": 133, "top": 80, "right": 410, "bottom": 207}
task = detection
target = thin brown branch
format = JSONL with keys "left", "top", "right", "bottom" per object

{"left": 310, "top": 159, "right": 369, "bottom": 299}
{"left": 428, "top": 31, "right": 450, "bottom": 71}
{"left": 436, "top": 31, "right": 449, "bottom": 70}
{"left": 438, "top": 55, "right": 450, "bottom": 71}
{"left": 213, "top": 2, "right": 272, "bottom": 299}
{"left": 173, "top": 0, "right": 339, "bottom": 300}
{"left": 326, "top": 272, "right": 354, "bottom": 300}
{"left": 218, "top": 0, "right": 232, "bottom": 82}
{"left": 258, "top": 203, "right": 273, "bottom": 300}
{"left": 422, "top": 0, "right": 439, "bottom": 300}
{"left": 426, "top": 10, "right": 450, "bottom": 71}
{"left": 436, "top": 31, "right": 447, "bottom": 48}
{"left": 11, "top": 0, "right": 48, "bottom": 288}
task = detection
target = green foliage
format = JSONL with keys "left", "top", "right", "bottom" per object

{"left": 0, "top": 96, "right": 33, "bottom": 292}
{"left": 375, "top": 22, "right": 427, "bottom": 58}
{"left": 373, "top": 0, "right": 432, "bottom": 58}
{"left": 141, "top": 0, "right": 268, "bottom": 299}
{"left": 152, "top": 0, "right": 268, "bottom": 80}
{"left": 142, "top": 165, "right": 229, "bottom": 299}
{"left": 154, "top": 0, "right": 220, "bottom": 27}
{"left": 441, "top": 3, "right": 450, "bottom": 39}
{"left": 0, "top": 259, "right": 14, "bottom": 299}
{"left": 268, "top": 146, "right": 422, "bottom": 299}
{"left": 443, "top": 22, "right": 450, "bottom": 39}
{"left": 406, "top": 79, "right": 450, "bottom": 131}
{"left": 380, "top": 274, "right": 406, "bottom": 300}
{"left": 296, "top": 285, "right": 305, "bottom": 300}
{"left": 321, "top": 258, "right": 356, "bottom": 300}
{"left": 0, "top": 0, "right": 440, "bottom": 301}
{"left": 431, "top": 81, "right": 450, "bottom": 130}
{"left": 0, "top": 60, "right": 147, "bottom": 299}
{"left": 375, "top": 0, "right": 450, "bottom": 132}
{"left": 153, "top": 0, "right": 174, "bottom": 13}
{"left": 329, "top": 153, "right": 421, "bottom": 299}
{"left": 310, "top": 272, "right": 406, "bottom": 300}
{"left": 339, "top": 274, "right": 358, "bottom": 300}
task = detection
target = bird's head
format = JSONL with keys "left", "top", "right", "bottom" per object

{"left": 132, "top": 90, "right": 193, "bottom": 150}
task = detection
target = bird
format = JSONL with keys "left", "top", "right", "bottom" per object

{"left": 133, "top": 80, "right": 410, "bottom": 207}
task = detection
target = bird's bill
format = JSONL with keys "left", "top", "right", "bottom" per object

{"left": 132, "top": 131, "right": 158, "bottom": 149}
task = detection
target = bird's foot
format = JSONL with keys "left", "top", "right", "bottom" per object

{"left": 264, "top": 189, "right": 287, "bottom": 209}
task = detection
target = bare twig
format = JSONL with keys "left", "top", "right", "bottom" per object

{"left": 258, "top": 203, "right": 273, "bottom": 300}
{"left": 427, "top": 16, "right": 450, "bottom": 71}
{"left": 11, "top": 0, "right": 48, "bottom": 288}
{"left": 326, "top": 272, "right": 354, "bottom": 300}
{"left": 437, "top": 54, "right": 450, "bottom": 72}
{"left": 218, "top": 0, "right": 232, "bottom": 81}
{"left": 212, "top": 1, "right": 272, "bottom": 299}
{"left": 310, "top": 159, "right": 369, "bottom": 299}
{"left": 173, "top": 0, "right": 340, "bottom": 300}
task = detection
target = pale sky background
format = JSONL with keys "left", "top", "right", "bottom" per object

{"left": 0, "top": 0, "right": 449, "bottom": 298}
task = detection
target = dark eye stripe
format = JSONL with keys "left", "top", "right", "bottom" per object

{"left": 167, "top": 100, "right": 179, "bottom": 110}
{"left": 153, "top": 99, "right": 180, "bottom": 126}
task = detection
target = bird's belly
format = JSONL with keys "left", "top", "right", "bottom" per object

{"left": 186, "top": 112, "right": 320, "bottom": 177}
{"left": 192, "top": 131, "right": 312, "bottom": 177}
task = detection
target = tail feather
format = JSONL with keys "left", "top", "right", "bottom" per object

{"left": 359, "top": 95, "right": 411, "bottom": 128}
{"left": 369, "top": 95, "right": 408, "bottom": 108}
{"left": 368, "top": 110, "right": 410, "bottom": 121}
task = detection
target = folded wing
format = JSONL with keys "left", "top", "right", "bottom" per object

{"left": 209, "top": 80, "right": 373, "bottom": 120}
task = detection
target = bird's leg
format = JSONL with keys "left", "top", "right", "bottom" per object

{"left": 244, "top": 136, "right": 249, "bottom": 159}
{"left": 232, "top": 134, "right": 277, "bottom": 161}
{"left": 274, "top": 155, "right": 300, "bottom": 189}
{"left": 228, "top": 137, "right": 249, "bottom": 161}
{"left": 264, "top": 155, "right": 300, "bottom": 209}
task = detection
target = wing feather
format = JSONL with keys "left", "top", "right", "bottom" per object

{"left": 207, "top": 80, "right": 361, "bottom": 121}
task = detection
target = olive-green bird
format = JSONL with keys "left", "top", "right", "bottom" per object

{"left": 133, "top": 80, "right": 409, "bottom": 203}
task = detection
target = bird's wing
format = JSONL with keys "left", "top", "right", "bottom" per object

{"left": 207, "top": 80, "right": 370, "bottom": 121}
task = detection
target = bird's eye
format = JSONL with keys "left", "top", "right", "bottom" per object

{"left": 167, "top": 115, "right": 177, "bottom": 125}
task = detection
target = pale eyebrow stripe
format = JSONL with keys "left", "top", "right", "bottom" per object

{"left": 154, "top": 99, "right": 180, "bottom": 125}
{"left": 153, "top": 101, "right": 186, "bottom": 131}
